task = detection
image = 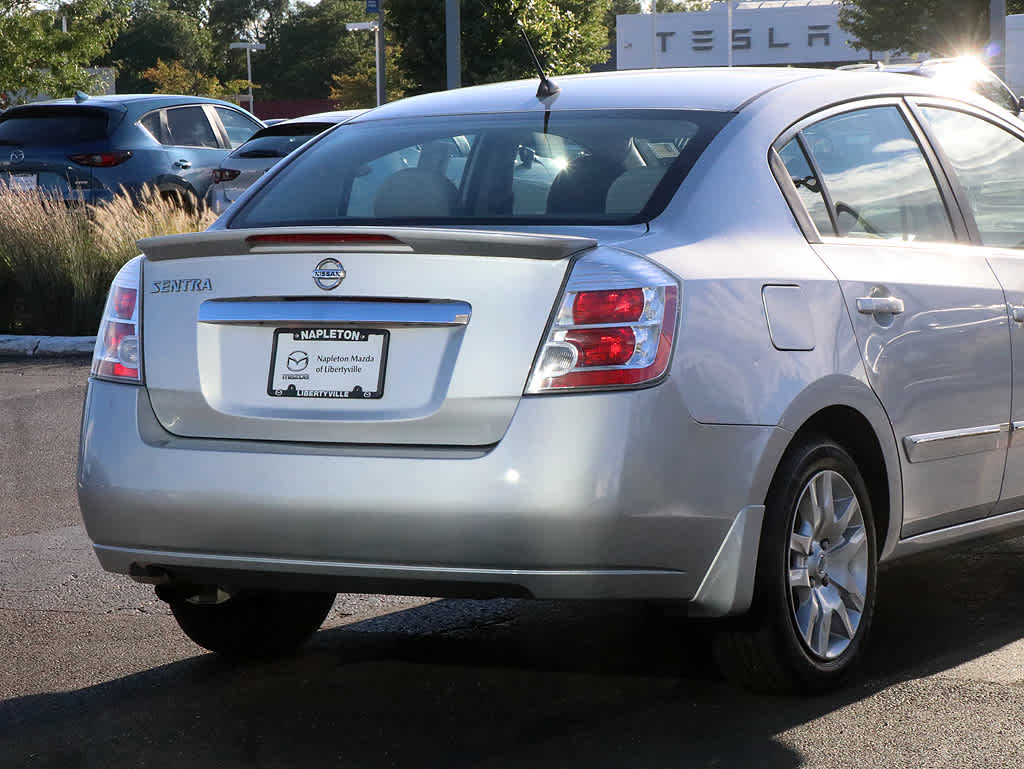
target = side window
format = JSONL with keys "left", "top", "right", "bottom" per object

{"left": 800, "top": 106, "right": 953, "bottom": 243}
{"left": 140, "top": 111, "right": 165, "bottom": 144}
{"left": 215, "top": 106, "right": 260, "bottom": 149}
{"left": 778, "top": 139, "right": 833, "bottom": 235}
{"left": 920, "top": 107, "right": 1024, "bottom": 249}
{"left": 164, "top": 106, "right": 220, "bottom": 148}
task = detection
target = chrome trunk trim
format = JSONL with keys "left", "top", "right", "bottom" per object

{"left": 198, "top": 299, "right": 472, "bottom": 327}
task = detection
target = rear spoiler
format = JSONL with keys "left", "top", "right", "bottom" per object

{"left": 138, "top": 227, "right": 597, "bottom": 262}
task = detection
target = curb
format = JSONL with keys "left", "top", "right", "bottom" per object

{"left": 0, "top": 335, "right": 95, "bottom": 358}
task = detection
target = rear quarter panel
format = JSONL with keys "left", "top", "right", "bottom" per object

{"left": 636, "top": 92, "right": 903, "bottom": 558}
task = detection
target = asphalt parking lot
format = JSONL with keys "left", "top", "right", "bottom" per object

{"left": 2, "top": 357, "right": 1023, "bottom": 768}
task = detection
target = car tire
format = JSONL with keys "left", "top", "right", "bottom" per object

{"left": 712, "top": 435, "right": 877, "bottom": 694}
{"left": 168, "top": 589, "right": 336, "bottom": 657}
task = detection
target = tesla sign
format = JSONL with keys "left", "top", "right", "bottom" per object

{"left": 617, "top": 1, "right": 871, "bottom": 69}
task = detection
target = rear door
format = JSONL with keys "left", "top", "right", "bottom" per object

{"left": 162, "top": 105, "right": 228, "bottom": 197}
{"left": 911, "top": 101, "right": 1024, "bottom": 516}
{"left": 776, "top": 100, "right": 1012, "bottom": 536}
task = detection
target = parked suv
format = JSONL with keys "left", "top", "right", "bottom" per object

{"left": 0, "top": 94, "right": 263, "bottom": 204}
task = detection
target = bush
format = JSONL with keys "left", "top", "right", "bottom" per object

{"left": 0, "top": 187, "right": 216, "bottom": 335}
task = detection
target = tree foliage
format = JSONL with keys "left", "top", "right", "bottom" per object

{"left": 0, "top": 0, "right": 127, "bottom": 107}
{"left": 329, "top": 44, "right": 410, "bottom": 109}
{"left": 141, "top": 57, "right": 251, "bottom": 100}
{"left": 260, "top": 0, "right": 377, "bottom": 100}
{"left": 102, "top": 5, "right": 213, "bottom": 92}
{"left": 839, "top": 0, "right": 1024, "bottom": 57}
{"left": 387, "top": 0, "right": 612, "bottom": 96}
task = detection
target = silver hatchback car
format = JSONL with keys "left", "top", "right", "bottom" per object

{"left": 79, "top": 67, "right": 1024, "bottom": 693}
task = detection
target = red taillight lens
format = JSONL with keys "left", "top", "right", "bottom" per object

{"left": 565, "top": 327, "right": 636, "bottom": 367}
{"left": 572, "top": 289, "right": 644, "bottom": 325}
{"left": 526, "top": 252, "right": 679, "bottom": 394}
{"left": 213, "top": 168, "right": 241, "bottom": 184}
{"left": 92, "top": 256, "right": 143, "bottom": 385}
{"left": 68, "top": 150, "right": 133, "bottom": 167}
{"left": 112, "top": 286, "right": 137, "bottom": 320}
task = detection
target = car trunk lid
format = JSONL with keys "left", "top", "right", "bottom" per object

{"left": 140, "top": 227, "right": 594, "bottom": 445}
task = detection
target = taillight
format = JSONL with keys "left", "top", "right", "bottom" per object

{"left": 91, "top": 256, "right": 143, "bottom": 384}
{"left": 526, "top": 251, "right": 679, "bottom": 393}
{"left": 212, "top": 168, "right": 241, "bottom": 184}
{"left": 68, "top": 150, "right": 133, "bottom": 167}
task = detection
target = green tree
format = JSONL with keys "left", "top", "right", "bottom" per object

{"left": 141, "top": 57, "right": 251, "bottom": 99}
{"left": 260, "top": 0, "right": 378, "bottom": 100}
{"left": 330, "top": 43, "right": 411, "bottom": 108}
{"left": 0, "top": 0, "right": 127, "bottom": 107}
{"left": 388, "top": 0, "right": 612, "bottom": 96}
{"left": 839, "top": 0, "right": 1024, "bottom": 57}
{"left": 101, "top": 4, "right": 213, "bottom": 93}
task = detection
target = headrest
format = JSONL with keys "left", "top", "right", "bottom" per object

{"left": 374, "top": 168, "right": 458, "bottom": 218}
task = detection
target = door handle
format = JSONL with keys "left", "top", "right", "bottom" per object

{"left": 173, "top": 159, "right": 192, "bottom": 170}
{"left": 1013, "top": 306, "right": 1024, "bottom": 324}
{"left": 856, "top": 296, "right": 905, "bottom": 315}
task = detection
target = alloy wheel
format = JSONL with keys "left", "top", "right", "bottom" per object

{"left": 788, "top": 469, "right": 869, "bottom": 660}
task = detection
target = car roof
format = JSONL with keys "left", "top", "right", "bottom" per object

{"left": 8, "top": 94, "right": 248, "bottom": 112}
{"left": 276, "top": 109, "right": 367, "bottom": 126}
{"left": 349, "top": 67, "right": 986, "bottom": 122}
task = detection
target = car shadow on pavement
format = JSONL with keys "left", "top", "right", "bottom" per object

{"left": 1, "top": 539, "right": 1022, "bottom": 769}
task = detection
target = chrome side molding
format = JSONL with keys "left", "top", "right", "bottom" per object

{"left": 903, "top": 423, "right": 1009, "bottom": 463}
{"left": 199, "top": 299, "right": 472, "bottom": 327}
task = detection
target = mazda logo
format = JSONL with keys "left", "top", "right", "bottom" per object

{"left": 313, "top": 258, "right": 345, "bottom": 291}
{"left": 286, "top": 350, "right": 309, "bottom": 372}
{"left": 10, "top": 149, "right": 24, "bottom": 164}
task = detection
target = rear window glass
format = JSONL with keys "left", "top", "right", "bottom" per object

{"left": 229, "top": 109, "right": 731, "bottom": 228}
{"left": 230, "top": 124, "right": 330, "bottom": 159}
{"left": 0, "top": 108, "right": 109, "bottom": 144}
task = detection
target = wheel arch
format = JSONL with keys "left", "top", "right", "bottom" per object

{"left": 773, "top": 376, "right": 903, "bottom": 561}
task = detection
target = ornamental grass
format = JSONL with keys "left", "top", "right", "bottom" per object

{"left": 0, "top": 187, "right": 215, "bottom": 335}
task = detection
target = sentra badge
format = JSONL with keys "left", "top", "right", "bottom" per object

{"left": 313, "top": 258, "right": 345, "bottom": 291}
{"left": 150, "top": 278, "right": 213, "bottom": 294}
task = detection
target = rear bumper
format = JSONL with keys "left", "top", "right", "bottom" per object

{"left": 78, "top": 379, "right": 786, "bottom": 607}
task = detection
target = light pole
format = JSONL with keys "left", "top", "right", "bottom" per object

{"left": 446, "top": 0, "right": 461, "bottom": 90}
{"left": 229, "top": 41, "right": 266, "bottom": 114}
{"left": 346, "top": 20, "right": 387, "bottom": 106}
{"left": 991, "top": 0, "right": 1007, "bottom": 80}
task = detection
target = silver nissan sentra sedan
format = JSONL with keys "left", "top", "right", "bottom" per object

{"left": 78, "top": 66, "right": 1024, "bottom": 693}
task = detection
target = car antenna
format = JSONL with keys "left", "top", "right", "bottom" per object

{"left": 517, "top": 21, "right": 560, "bottom": 100}
{"left": 74, "top": 90, "right": 89, "bottom": 103}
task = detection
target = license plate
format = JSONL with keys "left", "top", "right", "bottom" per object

{"left": 9, "top": 174, "right": 37, "bottom": 191}
{"left": 268, "top": 327, "right": 389, "bottom": 399}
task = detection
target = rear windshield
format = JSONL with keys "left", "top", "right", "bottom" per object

{"left": 229, "top": 109, "right": 731, "bottom": 228}
{"left": 0, "top": 107, "right": 109, "bottom": 144}
{"left": 230, "top": 123, "right": 330, "bottom": 159}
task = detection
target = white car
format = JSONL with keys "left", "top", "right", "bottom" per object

{"left": 80, "top": 67, "right": 1024, "bottom": 692}
{"left": 205, "top": 110, "right": 365, "bottom": 213}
